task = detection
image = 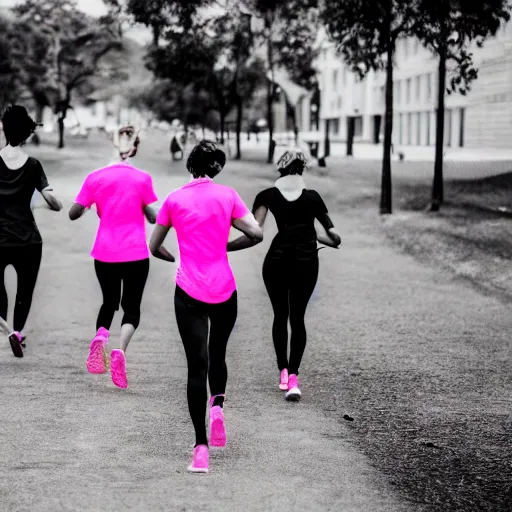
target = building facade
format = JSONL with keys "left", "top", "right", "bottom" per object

{"left": 305, "top": 22, "right": 512, "bottom": 149}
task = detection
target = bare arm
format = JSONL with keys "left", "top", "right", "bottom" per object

{"left": 149, "top": 223, "right": 175, "bottom": 262}
{"left": 40, "top": 188, "right": 62, "bottom": 212}
{"left": 227, "top": 207, "right": 266, "bottom": 252}
{"left": 317, "top": 227, "right": 341, "bottom": 248}
{"left": 144, "top": 205, "right": 157, "bottom": 224}
{"left": 68, "top": 202, "right": 87, "bottom": 221}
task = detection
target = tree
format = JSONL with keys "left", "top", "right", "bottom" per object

{"left": 321, "top": 0, "right": 418, "bottom": 215}
{"left": 14, "top": 0, "right": 122, "bottom": 148}
{"left": 243, "top": 0, "right": 320, "bottom": 163}
{"left": 413, "top": 0, "right": 512, "bottom": 211}
{"left": 0, "top": 15, "right": 24, "bottom": 112}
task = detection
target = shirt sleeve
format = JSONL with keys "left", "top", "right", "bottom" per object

{"left": 34, "top": 159, "right": 50, "bottom": 192}
{"left": 232, "top": 189, "right": 250, "bottom": 220}
{"left": 310, "top": 190, "right": 334, "bottom": 230}
{"left": 252, "top": 189, "right": 269, "bottom": 213}
{"left": 142, "top": 174, "right": 158, "bottom": 206}
{"left": 156, "top": 197, "right": 173, "bottom": 226}
{"left": 75, "top": 175, "right": 95, "bottom": 208}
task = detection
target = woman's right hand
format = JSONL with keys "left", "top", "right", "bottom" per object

{"left": 155, "top": 246, "right": 175, "bottom": 262}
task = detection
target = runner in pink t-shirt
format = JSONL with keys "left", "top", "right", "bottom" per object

{"left": 69, "top": 126, "right": 173, "bottom": 389}
{"left": 149, "top": 140, "right": 262, "bottom": 473}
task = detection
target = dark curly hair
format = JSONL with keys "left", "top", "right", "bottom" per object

{"left": 186, "top": 140, "right": 226, "bottom": 179}
{"left": 1, "top": 105, "right": 37, "bottom": 147}
{"left": 276, "top": 149, "right": 308, "bottom": 176}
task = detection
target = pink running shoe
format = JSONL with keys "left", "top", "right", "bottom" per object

{"left": 209, "top": 396, "right": 227, "bottom": 448}
{"left": 279, "top": 369, "right": 289, "bottom": 390}
{"left": 285, "top": 374, "right": 302, "bottom": 401}
{"left": 86, "top": 328, "right": 109, "bottom": 374}
{"left": 8, "top": 331, "right": 23, "bottom": 358}
{"left": 110, "top": 349, "right": 128, "bottom": 388}
{"left": 187, "top": 444, "right": 209, "bottom": 473}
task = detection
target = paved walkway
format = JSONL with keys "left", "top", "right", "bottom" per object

{"left": 1, "top": 134, "right": 509, "bottom": 510}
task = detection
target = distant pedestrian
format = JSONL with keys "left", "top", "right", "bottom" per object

{"left": 69, "top": 124, "right": 171, "bottom": 388}
{"left": 0, "top": 105, "right": 62, "bottom": 358}
{"left": 227, "top": 148, "right": 341, "bottom": 400}
{"left": 149, "top": 140, "right": 262, "bottom": 473}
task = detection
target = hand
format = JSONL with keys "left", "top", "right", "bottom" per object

{"left": 155, "top": 246, "right": 175, "bottom": 262}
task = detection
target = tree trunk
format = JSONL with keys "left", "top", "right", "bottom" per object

{"left": 58, "top": 115, "right": 65, "bottom": 149}
{"left": 347, "top": 117, "right": 354, "bottom": 156}
{"left": 431, "top": 46, "right": 447, "bottom": 211}
{"left": 380, "top": 40, "right": 394, "bottom": 215}
{"left": 235, "top": 95, "right": 243, "bottom": 160}
{"left": 219, "top": 109, "right": 226, "bottom": 145}
{"left": 266, "top": 13, "right": 275, "bottom": 164}
{"left": 35, "top": 103, "right": 44, "bottom": 124}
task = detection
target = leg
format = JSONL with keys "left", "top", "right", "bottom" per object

{"left": 94, "top": 260, "right": 122, "bottom": 331}
{"left": 11, "top": 244, "right": 42, "bottom": 333}
{"left": 0, "top": 249, "right": 10, "bottom": 333}
{"left": 288, "top": 255, "right": 319, "bottom": 376}
{"left": 175, "top": 286, "right": 210, "bottom": 447}
{"left": 207, "top": 290, "right": 238, "bottom": 400}
{"left": 263, "top": 254, "right": 290, "bottom": 372}
{"left": 207, "top": 291, "right": 238, "bottom": 448}
{"left": 118, "top": 259, "right": 150, "bottom": 352}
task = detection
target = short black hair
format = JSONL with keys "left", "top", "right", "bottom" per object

{"left": 276, "top": 149, "right": 307, "bottom": 176}
{"left": 186, "top": 140, "right": 226, "bottom": 179}
{"left": 1, "top": 105, "right": 37, "bottom": 147}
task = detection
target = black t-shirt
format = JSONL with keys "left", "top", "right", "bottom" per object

{"left": 0, "top": 156, "right": 49, "bottom": 246}
{"left": 252, "top": 187, "right": 334, "bottom": 251}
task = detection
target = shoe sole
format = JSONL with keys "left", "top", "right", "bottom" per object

{"left": 285, "top": 388, "right": 301, "bottom": 401}
{"left": 187, "top": 466, "right": 208, "bottom": 473}
{"left": 210, "top": 417, "right": 227, "bottom": 448}
{"left": 87, "top": 338, "right": 107, "bottom": 374}
{"left": 9, "top": 334, "right": 23, "bottom": 358}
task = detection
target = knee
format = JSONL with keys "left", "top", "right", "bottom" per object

{"left": 121, "top": 311, "right": 141, "bottom": 330}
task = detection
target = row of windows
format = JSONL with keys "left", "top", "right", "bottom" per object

{"left": 396, "top": 108, "right": 465, "bottom": 147}
{"left": 376, "top": 74, "right": 437, "bottom": 106}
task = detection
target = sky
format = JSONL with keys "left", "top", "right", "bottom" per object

{"left": 0, "top": 0, "right": 151, "bottom": 43}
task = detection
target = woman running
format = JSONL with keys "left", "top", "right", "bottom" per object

{"left": 227, "top": 149, "right": 341, "bottom": 401}
{"left": 149, "top": 140, "right": 262, "bottom": 474}
{"left": 0, "top": 105, "right": 62, "bottom": 357}
{"left": 69, "top": 124, "right": 173, "bottom": 388}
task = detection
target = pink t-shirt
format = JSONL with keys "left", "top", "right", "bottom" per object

{"left": 156, "top": 177, "right": 249, "bottom": 304}
{"left": 75, "top": 162, "right": 158, "bottom": 263}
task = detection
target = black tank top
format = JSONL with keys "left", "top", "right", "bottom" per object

{"left": 0, "top": 156, "right": 49, "bottom": 246}
{"left": 252, "top": 187, "right": 334, "bottom": 258}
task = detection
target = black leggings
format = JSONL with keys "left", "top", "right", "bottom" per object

{"left": 0, "top": 244, "right": 42, "bottom": 332}
{"left": 174, "top": 285, "right": 238, "bottom": 446}
{"left": 94, "top": 259, "right": 150, "bottom": 331}
{"left": 263, "top": 249, "right": 319, "bottom": 376}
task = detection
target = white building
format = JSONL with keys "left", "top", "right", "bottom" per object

{"left": 305, "top": 22, "right": 512, "bottom": 149}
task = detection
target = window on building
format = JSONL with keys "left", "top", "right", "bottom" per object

{"left": 459, "top": 107, "right": 465, "bottom": 147}
{"left": 413, "top": 38, "right": 419, "bottom": 54}
{"left": 394, "top": 81, "right": 400, "bottom": 104}
{"left": 328, "top": 118, "right": 339, "bottom": 135}
{"left": 403, "top": 39, "right": 408, "bottom": 58}
{"left": 416, "top": 76, "right": 421, "bottom": 100}
{"left": 406, "top": 78, "right": 411, "bottom": 104}
{"left": 445, "top": 109, "right": 452, "bottom": 146}
{"left": 407, "top": 113, "right": 412, "bottom": 144}
{"left": 337, "top": 96, "right": 342, "bottom": 109}
{"left": 416, "top": 112, "right": 421, "bottom": 145}
{"left": 426, "top": 112, "right": 430, "bottom": 145}
{"left": 342, "top": 66, "right": 347, "bottom": 85}
{"left": 354, "top": 116, "right": 363, "bottom": 137}
{"left": 399, "top": 114, "right": 404, "bottom": 144}
{"left": 333, "top": 69, "right": 338, "bottom": 89}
